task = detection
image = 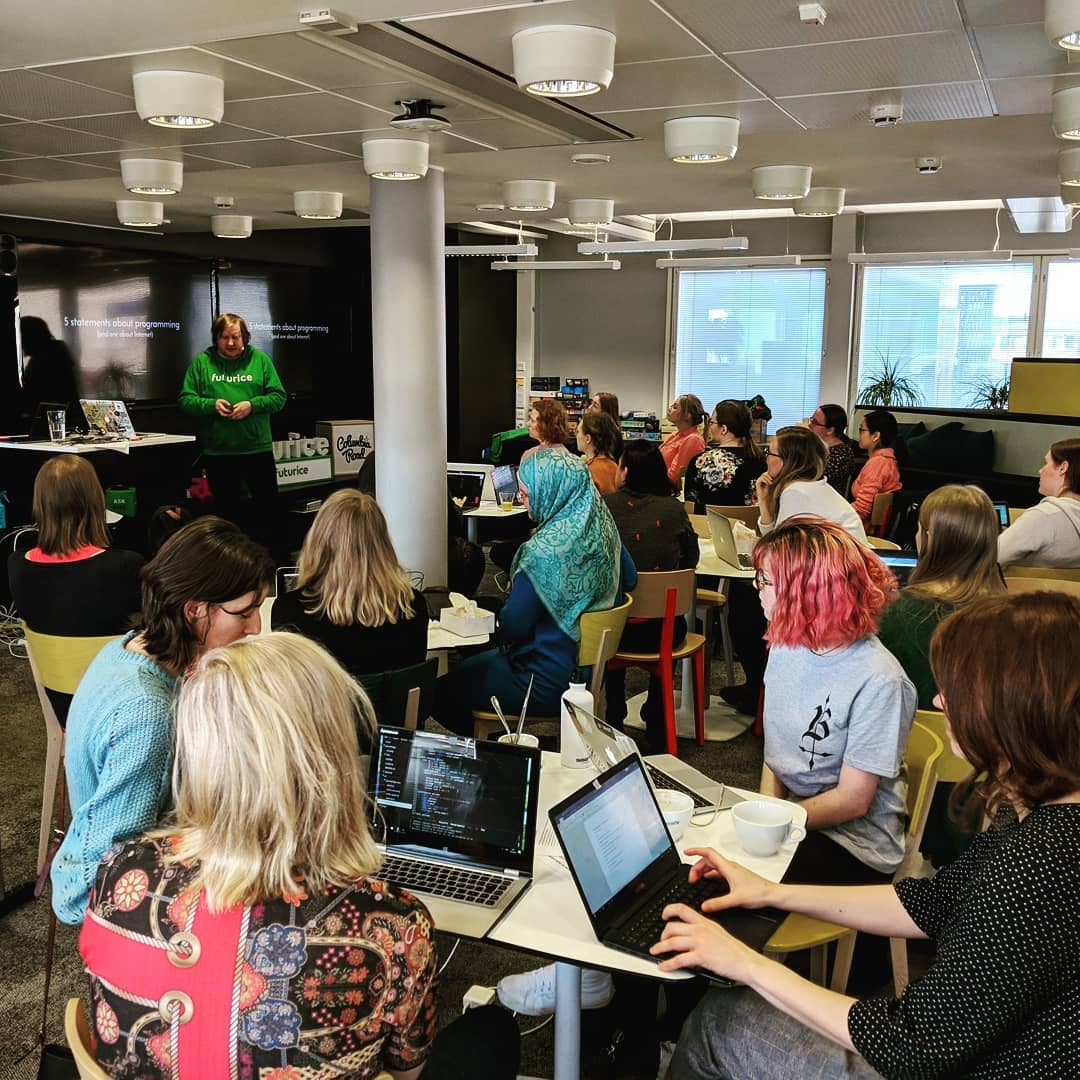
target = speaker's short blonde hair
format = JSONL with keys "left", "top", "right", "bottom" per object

{"left": 163, "top": 632, "right": 379, "bottom": 910}
{"left": 211, "top": 311, "right": 250, "bottom": 346}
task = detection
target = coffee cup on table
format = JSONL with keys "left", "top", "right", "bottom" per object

{"left": 655, "top": 789, "right": 694, "bottom": 842}
{"left": 498, "top": 732, "right": 539, "bottom": 749}
{"left": 732, "top": 800, "right": 806, "bottom": 857}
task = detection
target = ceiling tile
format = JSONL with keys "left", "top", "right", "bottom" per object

{"left": 660, "top": 0, "right": 961, "bottom": 53}
{"left": 53, "top": 149, "right": 245, "bottom": 173}
{"left": 37, "top": 47, "right": 310, "bottom": 102}
{"left": 197, "top": 138, "right": 359, "bottom": 167}
{"left": 0, "top": 122, "right": 120, "bottom": 158}
{"left": 0, "top": 173, "right": 32, "bottom": 185}
{"left": 738, "top": 31, "right": 980, "bottom": 98}
{"left": 49, "top": 113, "right": 273, "bottom": 148}
{"left": 587, "top": 57, "right": 761, "bottom": 113}
{"left": 223, "top": 93, "right": 390, "bottom": 136}
{"left": 204, "top": 33, "right": 389, "bottom": 89}
{"left": 991, "top": 75, "right": 1080, "bottom": 116}
{"left": 0, "top": 70, "right": 133, "bottom": 121}
{"left": 403, "top": 0, "right": 709, "bottom": 72}
{"left": 974, "top": 23, "right": 1074, "bottom": 79}
{"left": 595, "top": 99, "right": 803, "bottom": 140}
{"left": 441, "top": 117, "right": 574, "bottom": 150}
{"left": 780, "top": 82, "right": 993, "bottom": 128}
{"left": 963, "top": 0, "right": 1044, "bottom": 28}
{"left": 0, "top": 157, "right": 116, "bottom": 181}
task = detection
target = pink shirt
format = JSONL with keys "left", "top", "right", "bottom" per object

{"left": 850, "top": 448, "right": 902, "bottom": 522}
{"left": 660, "top": 428, "right": 706, "bottom": 487}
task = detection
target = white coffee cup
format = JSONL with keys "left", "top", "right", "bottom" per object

{"left": 656, "top": 789, "right": 694, "bottom": 842}
{"left": 498, "top": 732, "right": 540, "bottom": 749}
{"left": 732, "top": 800, "right": 806, "bottom": 857}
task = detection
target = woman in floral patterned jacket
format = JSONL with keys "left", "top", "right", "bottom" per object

{"left": 79, "top": 632, "right": 518, "bottom": 1080}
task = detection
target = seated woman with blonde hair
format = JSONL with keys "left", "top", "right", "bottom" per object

{"left": 80, "top": 632, "right": 519, "bottom": 1079}
{"left": 272, "top": 488, "right": 428, "bottom": 676}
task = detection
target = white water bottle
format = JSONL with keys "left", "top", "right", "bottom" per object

{"left": 560, "top": 681, "right": 594, "bottom": 769}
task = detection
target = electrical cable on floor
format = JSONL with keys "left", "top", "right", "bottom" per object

{"left": 519, "top": 1014, "right": 554, "bottom": 1037}
{"left": 438, "top": 937, "right": 460, "bottom": 974}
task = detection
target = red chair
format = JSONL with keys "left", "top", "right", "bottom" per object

{"left": 608, "top": 569, "right": 706, "bottom": 756}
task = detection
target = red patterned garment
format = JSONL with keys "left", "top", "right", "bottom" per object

{"left": 79, "top": 838, "right": 438, "bottom": 1079}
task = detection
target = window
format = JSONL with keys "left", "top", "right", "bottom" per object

{"left": 1041, "top": 258, "right": 1080, "bottom": 357}
{"left": 856, "top": 262, "right": 1034, "bottom": 410}
{"left": 672, "top": 267, "right": 826, "bottom": 430}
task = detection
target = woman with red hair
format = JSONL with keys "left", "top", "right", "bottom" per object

{"left": 755, "top": 518, "right": 916, "bottom": 884}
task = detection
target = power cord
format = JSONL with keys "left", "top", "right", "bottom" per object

{"left": 438, "top": 937, "right": 460, "bottom": 974}
{"left": 519, "top": 1014, "right": 554, "bottom": 1037}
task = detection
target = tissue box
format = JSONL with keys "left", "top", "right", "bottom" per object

{"left": 439, "top": 605, "right": 496, "bottom": 637}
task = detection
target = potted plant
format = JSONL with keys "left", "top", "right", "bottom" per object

{"left": 857, "top": 352, "right": 924, "bottom": 408}
{"left": 743, "top": 395, "right": 772, "bottom": 440}
{"left": 967, "top": 377, "right": 1010, "bottom": 411}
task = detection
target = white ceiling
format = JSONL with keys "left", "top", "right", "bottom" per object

{"left": 0, "top": 0, "right": 1070, "bottom": 238}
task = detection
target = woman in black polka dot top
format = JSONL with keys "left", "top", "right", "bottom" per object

{"left": 653, "top": 590, "right": 1080, "bottom": 1080}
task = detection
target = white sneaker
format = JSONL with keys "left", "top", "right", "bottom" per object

{"left": 496, "top": 964, "right": 614, "bottom": 1016}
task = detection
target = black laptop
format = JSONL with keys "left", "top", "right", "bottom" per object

{"left": 548, "top": 754, "right": 782, "bottom": 971}
{"left": 878, "top": 551, "right": 919, "bottom": 585}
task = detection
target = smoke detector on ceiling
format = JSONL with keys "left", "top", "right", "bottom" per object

{"left": 916, "top": 157, "right": 942, "bottom": 175}
{"left": 298, "top": 8, "right": 358, "bottom": 35}
{"left": 869, "top": 97, "right": 903, "bottom": 126}
{"left": 798, "top": 3, "right": 827, "bottom": 26}
{"left": 389, "top": 100, "right": 450, "bottom": 132}
{"left": 570, "top": 153, "right": 611, "bottom": 165}
{"left": 213, "top": 194, "right": 235, "bottom": 209}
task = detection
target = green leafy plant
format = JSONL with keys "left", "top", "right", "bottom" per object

{"left": 967, "top": 377, "right": 1010, "bottom": 410}
{"left": 857, "top": 352, "right": 924, "bottom": 407}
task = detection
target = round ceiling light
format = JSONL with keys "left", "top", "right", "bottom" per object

{"left": 132, "top": 70, "right": 224, "bottom": 129}
{"left": 362, "top": 137, "right": 429, "bottom": 180}
{"left": 1061, "top": 183, "right": 1080, "bottom": 206}
{"left": 511, "top": 25, "right": 616, "bottom": 97}
{"left": 293, "top": 190, "right": 343, "bottom": 219}
{"left": 752, "top": 164, "right": 813, "bottom": 199}
{"left": 663, "top": 116, "right": 740, "bottom": 163}
{"left": 1058, "top": 147, "right": 1080, "bottom": 185}
{"left": 568, "top": 198, "right": 614, "bottom": 226}
{"left": 793, "top": 186, "right": 846, "bottom": 217}
{"left": 120, "top": 157, "right": 183, "bottom": 195}
{"left": 1052, "top": 86, "right": 1080, "bottom": 138}
{"left": 116, "top": 199, "right": 164, "bottom": 227}
{"left": 502, "top": 179, "right": 556, "bottom": 212}
{"left": 1046, "top": 0, "right": 1080, "bottom": 49}
{"left": 212, "top": 214, "right": 252, "bottom": 239}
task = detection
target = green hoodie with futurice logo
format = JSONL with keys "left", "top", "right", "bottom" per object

{"left": 179, "top": 345, "right": 286, "bottom": 456}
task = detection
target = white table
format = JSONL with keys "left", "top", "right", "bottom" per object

{"left": 487, "top": 752, "right": 804, "bottom": 1080}
{"left": 0, "top": 433, "right": 195, "bottom": 455}
{"left": 462, "top": 501, "right": 529, "bottom": 543}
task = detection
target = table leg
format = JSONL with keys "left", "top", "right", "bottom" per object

{"left": 466, "top": 515, "right": 478, "bottom": 545}
{"left": 554, "top": 962, "right": 581, "bottom": 1080}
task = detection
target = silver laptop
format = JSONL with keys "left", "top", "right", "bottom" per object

{"left": 563, "top": 699, "right": 744, "bottom": 817}
{"left": 367, "top": 726, "right": 541, "bottom": 937}
{"left": 80, "top": 398, "right": 136, "bottom": 439}
{"left": 706, "top": 507, "right": 754, "bottom": 570}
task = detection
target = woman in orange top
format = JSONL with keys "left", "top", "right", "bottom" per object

{"left": 577, "top": 411, "right": 621, "bottom": 493}
{"left": 659, "top": 394, "right": 707, "bottom": 489}
{"left": 851, "top": 408, "right": 904, "bottom": 525}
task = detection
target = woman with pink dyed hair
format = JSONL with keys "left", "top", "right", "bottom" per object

{"left": 754, "top": 518, "right": 916, "bottom": 886}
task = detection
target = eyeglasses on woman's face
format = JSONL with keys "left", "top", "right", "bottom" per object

{"left": 753, "top": 569, "right": 773, "bottom": 591}
{"left": 762, "top": 448, "right": 783, "bottom": 461}
{"left": 808, "top": 414, "right": 825, "bottom": 429}
{"left": 858, "top": 425, "right": 869, "bottom": 434}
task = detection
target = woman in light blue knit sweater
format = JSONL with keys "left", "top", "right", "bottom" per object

{"left": 51, "top": 516, "right": 274, "bottom": 924}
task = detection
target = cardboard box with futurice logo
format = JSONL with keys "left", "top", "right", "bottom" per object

{"left": 316, "top": 419, "right": 375, "bottom": 478}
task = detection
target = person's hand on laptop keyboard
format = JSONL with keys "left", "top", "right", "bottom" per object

{"left": 683, "top": 847, "right": 778, "bottom": 914}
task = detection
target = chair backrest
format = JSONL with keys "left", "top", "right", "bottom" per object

{"left": 358, "top": 657, "right": 439, "bottom": 731}
{"left": 866, "top": 536, "right": 901, "bottom": 551}
{"left": 625, "top": 569, "right": 696, "bottom": 620}
{"left": 65, "top": 998, "right": 108, "bottom": 1079}
{"left": 22, "top": 626, "right": 118, "bottom": 697}
{"left": 687, "top": 513, "right": 712, "bottom": 540}
{"left": 707, "top": 503, "right": 760, "bottom": 529}
{"left": 870, "top": 492, "right": 894, "bottom": 533}
{"left": 914, "top": 708, "right": 974, "bottom": 784}
{"left": 1004, "top": 566, "right": 1080, "bottom": 585}
{"left": 275, "top": 564, "right": 299, "bottom": 598}
{"left": 894, "top": 720, "right": 943, "bottom": 880}
{"left": 578, "top": 593, "right": 633, "bottom": 667}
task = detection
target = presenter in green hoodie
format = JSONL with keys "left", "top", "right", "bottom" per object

{"left": 180, "top": 313, "right": 286, "bottom": 530}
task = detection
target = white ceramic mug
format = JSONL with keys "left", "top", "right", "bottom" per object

{"left": 732, "top": 800, "right": 806, "bottom": 857}
{"left": 656, "top": 789, "right": 694, "bottom": 842}
{"left": 498, "top": 732, "right": 540, "bottom": 749}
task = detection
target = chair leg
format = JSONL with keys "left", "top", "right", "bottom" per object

{"left": 37, "top": 731, "right": 63, "bottom": 876}
{"left": 718, "top": 608, "right": 736, "bottom": 686}
{"left": 890, "top": 936, "right": 909, "bottom": 996}
{"left": 692, "top": 650, "right": 705, "bottom": 747}
{"left": 660, "top": 662, "right": 677, "bottom": 757}
{"left": 831, "top": 932, "right": 856, "bottom": 994}
{"left": 809, "top": 944, "right": 828, "bottom": 986}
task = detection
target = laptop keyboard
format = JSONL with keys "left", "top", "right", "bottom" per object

{"left": 379, "top": 856, "right": 512, "bottom": 907}
{"left": 611, "top": 873, "right": 729, "bottom": 952}
{"left": 645, "top": 763, "right": 712, "bottom": 809}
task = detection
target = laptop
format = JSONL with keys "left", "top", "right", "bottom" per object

{"left": 80, "top": 398, "right": 137, "bottom": 439}
{"left": 563, "top": 698, "right": 744, "bottom": 817}
{"left": 706, "top": 508, "right": 754, "bottom": 570}
{"left": 548, "top": 754, "right": 783, "bottom": 970}
{"left": 491, "top": 463, "right": 520, "bottom": 505}
{"left": 879, "top": 551, "right": 919, "bottom": 586}
{"left": 991, "top": 501, "right": 1010, "bottom": 532}
{"left": 368, "top": 725, "right": 541, "bottom": 936}
{"left": 447, "top": 469, "right": 486, "bottom": 510}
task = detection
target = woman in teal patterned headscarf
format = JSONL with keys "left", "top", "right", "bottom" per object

{"left": 433, "top": 448, "right": 635, "bottom": 734}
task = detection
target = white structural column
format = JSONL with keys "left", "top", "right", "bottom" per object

{"left": 370, "top": 166, "right": 448, "bottom": 586}
{"left": 820, "top": 212, "right": 858, "bottom": 408}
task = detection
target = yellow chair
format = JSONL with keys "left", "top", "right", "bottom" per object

{"left": 24, "top": 626, "right": 118, "bottom": 874}
{"left": 471, "top": 594, "right": 633, "bottom": 739}
{"left": 1004, "top": 567, "right": 1080, "bottom": 587}
{"left": 65, "top": 998, "right": 108, "bottom": 1079}
{"left": 763, "top": 720, "right": 943, "bottom": 995}
{"left": 866, "top": 536, "right": 901, "bottom": 551}
{"left": 913, "top": 709, "right": 971, "bottom": 784}
{"left": 869, "top": 492, "right": 894, "bottom": 537}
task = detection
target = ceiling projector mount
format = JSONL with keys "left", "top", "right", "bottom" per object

{"left": 389, "top": 99, "right": 450, "bottom": 132}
